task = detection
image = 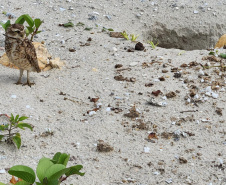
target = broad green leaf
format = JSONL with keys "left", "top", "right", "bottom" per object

{"left": 36, "top": 31, "right": 42, "bottom": 34}
{"left": 17, "top": 123, "right": 33, "bottom": 131}
{"left": 57, "top": 153, "right": 70, "bottom": 166}
{"left": 220, "top": 53, "right": 226, "bottom": 58}
{"left": 15, "top": 16, "right": 26, "bottom": 25}
{"left": 15, "top": 181, "right": 30, "bottom": 185}
{"left": 34, "top": 18, "right": 42, "bottom": 28}
{"left": 45, "top": 164, "right": 68, "bottom": 181}
{"left": 36, "top": 183, "right": 44, "bottom": 185}
{"left": 22, "top": 14, "right": 34, "bottom": 27}
{"left": 18, "top": 116, "right": 28, "bottom": 122}
{"left": 0, "top": 135, "right": 4, "bottom": 141}
{"left": 12, "top": 133, "right": 21, "bottom": 149}
{"left": 52, "top": 152, "right": 61, "bottom": 163}
{"left": 8, "top": 165, "right": 36, "bottom": 183}
{"left": 0, "top": 182, "right": 6, "bottom": 185}
{"left": 36, "top": 158, "right": 54, "bottom": 182}
{"left": 65, "top": 165, "right": 85, "bottom": 177}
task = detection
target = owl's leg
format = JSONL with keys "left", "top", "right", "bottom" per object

{"left": 23, "top": 71, "right": 35, "bottom": 87}
{"left": 15, "top": 69, "right": 24, "bottom": 85}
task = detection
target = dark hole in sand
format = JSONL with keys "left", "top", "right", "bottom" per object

{"left": 145, "top": 22, "right": 221, "bottom": 51}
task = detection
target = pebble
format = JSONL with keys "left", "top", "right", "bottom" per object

{"left": 0, "top": 169, "right": 6, "bottom": 174}
{"left": 194, "top": 10, "right": 199, "bottom": 14}
{"left": 144, "top": 147, "right": 150, "bottom": 153}
{"left": 165, "top": 178, "right": 173, "bottom": 184}
{"left": 11, "top": 95, "right": 17, "bottom": 98}
{"left": 129, "top": 62, "right": 138, "bottom": 67}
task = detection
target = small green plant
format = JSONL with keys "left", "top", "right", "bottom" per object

{"left": 130, "top": 34, "right": 139, "bottom": 42}
{"left": 0, "top": 114, "right": 33, "bottom": 149}
{"left": 148, "top": 40, "right": 159, "bottom": 49}
{"left": 0, "top": 14, "right": 43, "bottom": 41}
{"left": 102, "top": 27, "right": 114, "bottom": 32}
{"left": 59, "top": 21, "right": 74, "bottom": 27}
{"left": 0, "top": 152, "right": 85, "bottom": 185}
{"left": 121, "top": 31, "right": 129, "bottom": 40}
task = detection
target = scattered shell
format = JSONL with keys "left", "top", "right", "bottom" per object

{"left": 144, "top": 147, "right": 150, "bottom": 153}
{"left": 147, "top": 98, "right": 167, "bottom": 107}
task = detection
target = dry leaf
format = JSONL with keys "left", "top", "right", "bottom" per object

{"left": 10, "top": 176, "right": 22, "bottom": 184}
{"left": 215, "top": 34, "right": 226, "bottom": 48}
{"left": 148, "top": 132, "right": 158, "bottom": 139}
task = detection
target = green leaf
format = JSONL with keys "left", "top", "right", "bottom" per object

{"left": 57, "top": 153, "right": 70, "bottom": 166}
{"left": 15, "top": 14, "right": 34, "bottom": 27}
{"left": 0, "top": 182, "right": 6, "bottom": 185}
{"left": 12, "top": 133, "right": 21, "bottom": 149}
{"left": 76, "top": 22, "right": 85, "bottom": 26}
{"left": 36, "top": 158, "right": 54, "bottom": 182}
{"left": 14, "top": 181, "right": 30, "bottom": 185}
{"left": 108, "top": 28, "right": 114, "bottom": 31}
{"left": 52, "top": 152, "right": 61, "bottom": 163}
{"left": 63, "top": 22, "right": 74, "bottom": 27}
{"left": 34, "top": 18, "right": 42, "bottom": 28}
{"left": 65, "top": 165, "right": 85, "bottom": 177}
{"left": 10, "top": 113, "right": 15, "bottom": 122}
{"left": 17, "top": 123, "right": 33, "bottom": 131}
{"left": 0, "top": 135, "right": 4, "bottom": 141}
{"left": 84, "top": 27, "right": 92, "bottom": 31}
{"left": 8, "top": 165, "right": 36, "bottom": 183}
{"left": 0, "top": 20, "right": 11, "bottom": 30}
{"left": 45, "top": 164, "right": 68, "bottom": 181}
{"left": 18, "top": 116, "right": 28, "bottom": 122}
{"left": 220, "top": 53, "right": 226, "bottom": 58}
{"left": 36, "top": 31, "right": 42, "bottom": 34}
{"left": 15, "top": 115, "right": 19, "bottom": 122}
{"left": 15, "top": 16, "right": 26, "bottom": 25}
{"left": 209, "top": 51, "right": 215, "bottom": 55}
{"left": 26, "top": 26, "right": 34, "bottom": 34}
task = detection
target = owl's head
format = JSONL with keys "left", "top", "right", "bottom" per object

{"left": 6, "top": 24, "right": 25, "bottom": 39}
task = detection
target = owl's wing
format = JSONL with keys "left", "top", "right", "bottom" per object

{"left": 23, "top": 38, "right": 41, "bottom": 73}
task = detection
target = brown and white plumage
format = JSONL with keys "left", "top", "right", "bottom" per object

{"left": 5, "top": 24, "right": 41, "bottom": 86}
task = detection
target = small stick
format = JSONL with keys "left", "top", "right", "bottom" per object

{"left": 180, "top": 110, "right": 198, "bottom": 113}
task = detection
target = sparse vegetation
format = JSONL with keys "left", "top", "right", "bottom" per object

{"left": 0, "top": 114, "right": 33, "bottom": 149}
{"left": 0, "top": 152, "right": 85, "bottom": 185}
{"left": 0, "top": 14, "right": 43, "bottom": 41}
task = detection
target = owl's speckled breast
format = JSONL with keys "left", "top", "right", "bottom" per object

{"left": 5, "top": 38, "right": 34, "bottom": 71}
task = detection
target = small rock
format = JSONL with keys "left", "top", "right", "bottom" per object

{"left": 135, "top": 42, "right": 145, "bottom": 51}
{"left": 97, "top": 140, "right": 114, "bottom": 152}
{"left": 129, "top": 62, "right": 138, "bottom": 67}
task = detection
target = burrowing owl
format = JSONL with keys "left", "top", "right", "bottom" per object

{"left": 5, "top": 24, "right": 41, "bottom": 86}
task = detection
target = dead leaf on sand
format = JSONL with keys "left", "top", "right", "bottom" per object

{"left": 215, "top": 34, "right": 226, "bottom": 48}
{"left": 97, "top": 140, "right": 114, "bottom": 152}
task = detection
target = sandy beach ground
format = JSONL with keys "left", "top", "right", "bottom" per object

{"left": 0, "top": 0, "right": 225, "bottom": 184}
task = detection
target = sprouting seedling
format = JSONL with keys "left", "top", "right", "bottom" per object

{"left": 148, "top": 40, "right": 159, "bottom": 49}
{"left": 0, "top": 114, "right": 33, "bottom": 149}
{"left": 178, "top": 50, "right": 186, "bottom": 56}
{"left": 121, "top": 31, "right": 129, "bottom": 40}
{"left": 130, "top": 34, "right": 139, "bottom": 42}
{"left": 0, "top": 14, "right": 43, "bottom": 41}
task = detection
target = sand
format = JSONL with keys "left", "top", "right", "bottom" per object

{"left": 0, "top": 0, "right": 225, "bottom": 184}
